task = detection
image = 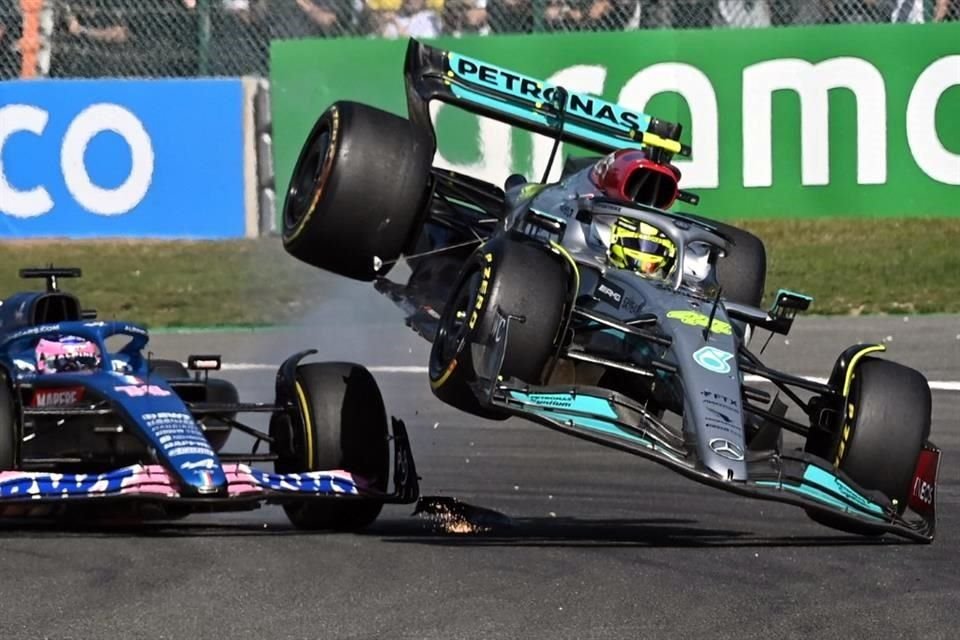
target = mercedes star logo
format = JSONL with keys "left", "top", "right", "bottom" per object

{"left": 709, "top": 438, "right": 744, "bottom": 461}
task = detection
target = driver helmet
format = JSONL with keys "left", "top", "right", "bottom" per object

{"left": 36, "top": 336, "right": 101, "bottom": 373}
{"left": 608, "top": 218, "right": 677, "bottom": 280}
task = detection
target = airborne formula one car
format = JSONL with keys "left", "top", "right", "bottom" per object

{"left": 281, "top": 39, "right": 939, "bottom": 542}
{"left": 0, "top": 268, "right": 417, "bottom": 528}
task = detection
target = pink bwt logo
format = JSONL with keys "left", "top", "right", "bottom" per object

{"left": 114, "top": 385, "right": 171, "bottom": 398}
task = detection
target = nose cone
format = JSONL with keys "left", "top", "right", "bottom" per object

{"left": 180, "top": 463, "right": 228, "bottom": 497}
{"left": 701, "top": 439, "right": 748, "bottom": 481}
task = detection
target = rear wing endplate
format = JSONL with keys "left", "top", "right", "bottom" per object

{"left": 404, "top": 39, "right": 690, "bottom": 161}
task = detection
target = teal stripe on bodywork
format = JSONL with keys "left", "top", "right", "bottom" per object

{"left": 756, "top": 466, "right": 885, "bottom": 520}
{"left": 450, "top": 83, "right": 646, "bottom": 153}
{"left": 543, "top": 410, "right": 652, "bottom": 446}
{"left": 507, "top": 390, "right": 678, "bottom": 453}
{"left": 802, "top": 466, "right": 885, "bottom": 515}
{"left": 509, "top": 391, "right": 618, "bottom": 419}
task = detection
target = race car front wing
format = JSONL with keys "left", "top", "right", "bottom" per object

{"left": 0, "top": 418, "right": 419, "bottom": 509}
{"left": 493, "top": 384, "right": 939, "bottom": 543}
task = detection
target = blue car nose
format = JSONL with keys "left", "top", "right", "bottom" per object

{"left": 180, "top": 464, "right": 229, "bottom": 497}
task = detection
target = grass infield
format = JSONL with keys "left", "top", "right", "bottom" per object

{"left": 2, "top": 219, "right": 958, "bottom": 327}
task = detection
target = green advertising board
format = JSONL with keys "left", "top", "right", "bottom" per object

{"left": 271, "top": 23, "right": 960, "bottom": 219}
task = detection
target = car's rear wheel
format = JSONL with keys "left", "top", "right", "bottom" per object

{"left": 429, "top": 237, "right": 571, "bottom": 418}
{"left": 270, "top": 362, "right": 389, "bottom": 531}
{"left": 804, "top": 357, "right": 931, "bottom": 534}
{"left": 282, "top": 101, "right": 434, "bottom": 281}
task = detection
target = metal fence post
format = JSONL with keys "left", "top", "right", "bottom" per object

{"left": 532, "top": 0, "right": 545, "bottom": 33}
{"left": 197, "top": 0, "right": 211, "bottom": 76}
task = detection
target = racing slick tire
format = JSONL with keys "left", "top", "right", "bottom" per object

{"left": 282, "top": 101, "right": 434, "bottom": 281}
{"left": 271, "top": 362, "right": 389, "bottom": 530}
{"left": 804, "top": 357, "right": 931, "bottom": 534}
{"left": 0, "top": 374, "right": 17, "bottom": 468}
{"left": 429, "top": 237, "right": 571, "bottom": 419}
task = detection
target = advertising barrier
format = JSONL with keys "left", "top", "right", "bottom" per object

{"left": 0, "top": 79, "right": 246, "bottom": 238}
{"left": 271, "top": 23, "right": 960, "bottom": 220}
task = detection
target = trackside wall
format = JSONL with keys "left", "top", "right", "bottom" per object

{"left": 270, "top": 23, "right": 960, "bottom": 222}
{"left": 0, "top": 78, "right": 250, "bottom": 239}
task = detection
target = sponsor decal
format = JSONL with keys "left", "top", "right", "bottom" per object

{"left": 8, "top": 324, "right": 61, "bottom": 340}
{"left": 32, "top": 386, "right": 84, "bottom": 407}
{"left": 692, "top": 346, "right": 735, "bottom": 374}
{"left": 701, "top": 390, "right": 738, "bottom": 408}
{"left": 143, "top": 411, "right": 214, "bottom": 458}
{"left": 13, "top": 359, "right": 35, "bottom": 372}
{"left": 908, "top": 448, "right": 940, "bottom": 516}
{"left": 469, "top": 252, "right": 494, "bottom": 330}
{"left": 518, "top": 183, "right": 547, "bottom": 200}
{"left": 0, "top": 80, "right": 245, "bottom": 239}
{"left": 114, "top": 384, "right": 171, "bottom": 398}
{"left": 667, "top": 310, "right": 732, "bottom": 335}
{"left": 451, "top": 56, "right": 647, "bottom": 131}
{"left": 622, "top": 295, "right": 645, "bottom": 314}
{"left": 110, "top": 372, "right": 143, "bottom": 384}
{"left": 527, "top": 393, "right": 577, "bottom": 409}
{"left": 123, "top": 325, "right": 148, "bottom": 337}
{"left": 709, "top": 437, "right": 744, "bottom": 461}
{"left": 701, "top": 391, "right": 740, "bottom": 435}
{"left": 181, "top": 459, "right": 216, "bottom": 470}
{"left": 595, "top": 279, "right": 624, "bottom": 308}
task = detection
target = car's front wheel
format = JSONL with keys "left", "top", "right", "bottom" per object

{"left": 270, "top": 362, "right": 389, "bottom": 531}
{"left": 429, "top": 237, "right": 572, "bottom": 418}
{"left": 805, "top": 357, "right": 931, "bottom": 534}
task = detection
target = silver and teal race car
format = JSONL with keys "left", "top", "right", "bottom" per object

{"left": 281, "top": 39, "right": 939, "bottom": 543}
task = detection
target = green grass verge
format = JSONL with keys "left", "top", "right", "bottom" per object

{"left": 0, "top": 239, "right": 325, "bottom": 328}
{"left": 2, "top": 219, "right": 958, "bottom": 326}
{"left": 749, "top": 219, "right": 960, "bottom": 315}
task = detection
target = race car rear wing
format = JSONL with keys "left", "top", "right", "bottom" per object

{"left": 404, "top": 39, "right": 691, "bottom": 161}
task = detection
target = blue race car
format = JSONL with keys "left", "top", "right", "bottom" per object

{"left": 0, "top": 267, "right": 418, "bottom": 528}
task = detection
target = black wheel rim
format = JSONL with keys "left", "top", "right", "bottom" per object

{"left": 433, "top": 270, "right": 483, "bottom": 371}
{"left": 285, "top": 128, "right": 331, "bottom": 230}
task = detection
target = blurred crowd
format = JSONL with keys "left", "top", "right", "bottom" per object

{"left": 0, "top": 0, "right": 957, "bottom": 78}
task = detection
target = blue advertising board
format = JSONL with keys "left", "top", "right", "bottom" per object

{"left": 0, "top": 79, "right": 245, "bottom": 238}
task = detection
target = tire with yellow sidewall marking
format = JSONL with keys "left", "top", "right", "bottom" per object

{"left": 282, "top": 101, "right": 433, "bottom": 281}
{"left": 270, "top": 362, "right": 389, "bottom": 530}
{"left": 805, "top": 357, "right": 931, "bottom": 534}
{"left": 429, "top": 238, "right": 571, "bottom": 419}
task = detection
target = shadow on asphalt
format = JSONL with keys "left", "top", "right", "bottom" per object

{"left": 0, "top": 515, "right": 905, "bottom": 548}
{"left": 371, "top": 516, "right": 904, "bottom": 549}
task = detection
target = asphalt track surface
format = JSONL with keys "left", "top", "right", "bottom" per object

{"left": 1, "top": 278, "right": 958, "bottom": 640}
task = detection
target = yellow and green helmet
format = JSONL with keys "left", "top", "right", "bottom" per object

{"left": 608, "top": 218, "right": 677, "bottom": 280}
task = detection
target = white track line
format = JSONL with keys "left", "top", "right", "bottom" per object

{"left": 214, "top": 363, "right": 960, "bottom": 392}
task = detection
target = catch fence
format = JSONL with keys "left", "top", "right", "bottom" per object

{"left": 2, "top": 0, "right": 956, "bottom": 79}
